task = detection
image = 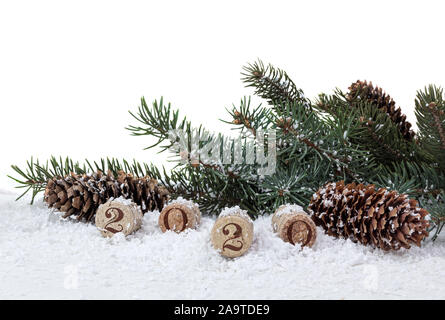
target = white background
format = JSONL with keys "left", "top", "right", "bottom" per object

{"left": 1, "top": 0, "right": 445, "bottom": 191}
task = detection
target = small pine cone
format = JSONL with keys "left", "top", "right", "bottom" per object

{"left": 347, "top": 80, "right": 415, "bottom": 141}
{"left": 44, "top": 170, "right": 169, "bottom": 222}
{"left": 308, "top": 181, "right": 430, "bottom": 251}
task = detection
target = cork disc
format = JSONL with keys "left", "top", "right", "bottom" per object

{"left": 159, "top": 202, "right": 200, "bottom": 233}
{"left": 211, "top": 215, "right": 254, "bottom": 258}
{"left": 272, "top": 204, "right": 305, "bottom": 232}
{"left": 278, "top": 213, "right": 317, "bottom": 248}
{"left": 95, "top": 200, "right": 143, "bottom": 238}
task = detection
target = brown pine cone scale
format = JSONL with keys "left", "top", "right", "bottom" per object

{"left": 44, "top": 171, "right": 169, "bottom": 222}
{"left": 347, "top": 80, "right": 415, "bottom": 141}
{"left": 308, "top": 181, "right": 429, "bottom": 251}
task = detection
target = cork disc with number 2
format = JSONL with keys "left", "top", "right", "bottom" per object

{"left": 211, "top": 215, "right": 253, "bottom": 258}
{"left": 95, "top": 200, "right": 142, "bottom": 238}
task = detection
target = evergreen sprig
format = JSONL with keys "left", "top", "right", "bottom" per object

{"left": 241, "top": 59, "right": 310, "bottom": 112}
{"left": 420, "top": 191, "right": 445, "bottom": 241}
{"left": 415, "top": 85, "right": 445, "bottom": 170}
{"left": 222, "top": 96, "right": 272, "bottom": 137}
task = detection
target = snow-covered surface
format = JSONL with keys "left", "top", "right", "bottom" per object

{"left": 168, "top": 197, "right": 197, "bottom": 209}
{"left": 275, "top": 204, "right": 305, "bottom": 216}
{"left": 109, "top": 196, "right": 136, "bottom": 206}
{"left": 219, "top": 206, "right": 252, "bottom": 222}
{"left": 0, "top": 193, "right": 444, "bottom": 300}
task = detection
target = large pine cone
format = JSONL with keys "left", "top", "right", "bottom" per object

{"left": 44, "top": 171, "right": 169, "bottom": 222}
{"left": 308, "top": 181, "right": 429, "bottom": 251}
{"left": 347, "top": 80, "right": 415, "bottom": 141}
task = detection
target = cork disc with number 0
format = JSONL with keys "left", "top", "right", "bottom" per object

{"left": 211, "top": 214, "right": 254, "bottom": 258}
{"left": 95, "top": 200, "right": 143, "bottom": 238}
{"left": 158, "top": 202, "right": 200, "bottom": 233}
{"left": 278, "top": 213, "right": 316, "bottom": 247}
{"left": 272, "top": 205, "right": 317, "bottom": 248}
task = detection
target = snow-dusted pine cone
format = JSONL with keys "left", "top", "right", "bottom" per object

{"left": 44, "top": 171, "right": 169, "bottom": 222}
{"left": 308, "top": 181, "right": 430, "bottom": 251}
{"left": 347, "top": 80, "right": 415, "bottom": 141}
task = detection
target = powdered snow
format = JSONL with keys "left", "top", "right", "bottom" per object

{"left": 0, "top": 193, "right": 444, "bottom": 299}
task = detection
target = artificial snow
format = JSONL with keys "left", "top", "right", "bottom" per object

{"left": 274, "top": 204, "right": 305, "bottom": 217}
{"left": 219, "top": 206, "right": 251, "bottom": 222}
{"left": 0, "top": 193, "right": 444, "bottom": 299}
{"left": 169, "top": 197, "right": 198, "bottom": 211}
{"left": 108, "top": 196, "right": 136, "bottom": 206}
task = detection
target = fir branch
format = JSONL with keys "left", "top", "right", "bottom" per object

{"left": 126, "top": 97, "right": 191, "bottom": 151}
{"left": 419, "top": 191, "right": 445, "bottom": 241}
{"left": 272, "top": 100, "right": 368, "bottom": 181}
{"left": 317, "top": 89, "right": 426, "bottom": 165}
{"left": 258, "top": 164, "right": 318, "bottom": 210}
{"left": 415, "top": 85, "right": 445, "bottom": 170}
{"left": 8, "top": 156, "right": 160, "bottom": 204}
{"left": 429, "top": 102, "right": 445, "bottom": 150}
{"left": 126, "top": 97, "right": 261, "bottom": 174}
{"left": 282, "top": 123, "right": 354, "bottom": 176}
{"left": 125, "top": 97, "right": 269, "bottom": 215}
{"left": 374, "top": 160, "right": 445, "bottom": 198}
{"left": 241, "top": 59, "right": 310, "bottom": 112}
{"left": 346, "top": 80, "right": 415, "bottom": 141}
{"left": 362, "top": 119, "right": 404, "bottom": 161}
{"left": 222, "top": 97, "right": 272, "bottom": 137}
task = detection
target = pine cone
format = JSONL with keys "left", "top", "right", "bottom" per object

{"left": 308, "top": 181, "right": 429, "bottom": 251}
{"left": 347, "top": 80, "right": 415, "bottom": 141}
{"left": 44, "top": 171, "right": 169, "bottom": 222}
